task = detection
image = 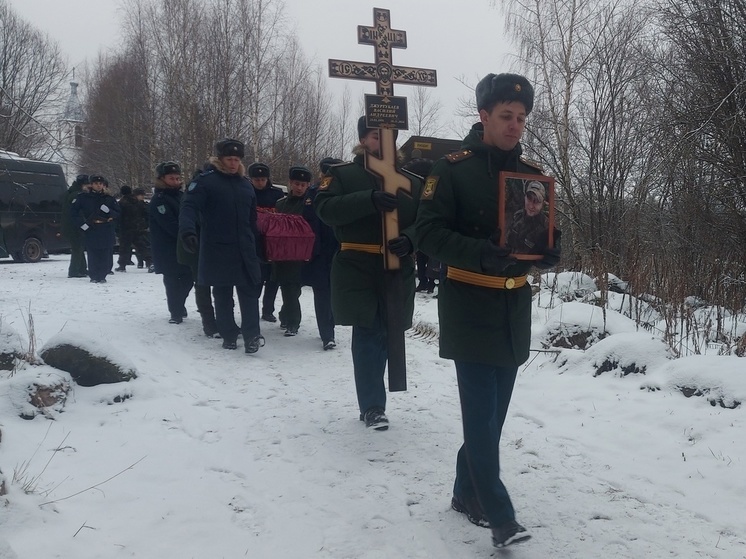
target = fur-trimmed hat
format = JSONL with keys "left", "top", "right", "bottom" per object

{"left": 288, "top": 166, "right": 312, "bottom": 183}
{"left": 248, "top": 162, "right": 270, "bottom": 178}
{"left": 476, "top": 73, "right": 534, "bottom": 114}
{"left": 75, "top": 174, "right": 90, "bottom": 186}
{"left": 319, "top": 157, "right": 343, "bottom": 174}
{"left": 215, "top": 138, "right": 245, "bottom": 158}
{"left": 357, "top": 116, "right": 399, "bottom": 140}
{"left": 89, "top": 174, "right": 106, "bottom": 184}
{"left": 156, "top": 161, "right": 181, "bottom": 177}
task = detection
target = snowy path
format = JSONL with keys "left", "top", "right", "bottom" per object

{"left": 0, "top": 256, "right": 743, "bottom": 558}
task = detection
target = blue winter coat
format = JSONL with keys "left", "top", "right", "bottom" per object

{"left": 149, "top": 183, "right": 192, "bottom": 276}
{"left": 70, "top": 190, "right": 120, "bottom": 250}
{"left": 179, "top": 159, "right": 261, "bottom": 287}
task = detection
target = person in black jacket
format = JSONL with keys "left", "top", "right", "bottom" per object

{"left": 179, "top": 139, "right": 264, "bottom": 353}
{"left": 70, "top": 174, "right": 120, "bottom": 283}
{"left": 249, "top": 162, "right": 285, "bottom": 323}
{"left": 62, "top": 174, "right": 89, "bottom": 278}
{"left": 149, "top": 162, "right": 194, "bottom": 324}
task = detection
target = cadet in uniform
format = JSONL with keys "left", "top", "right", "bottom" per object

{"left": 248, "top": 162, "right": 285, "bottom": 323}
{"left": 71, "top": 174, "right": 120, "bottom": 283}
{"left": 149, "top": 161, "right": 194, "bottom": 324}
{"left": 62, "top": 174, "right": 89, "bottom": 278}
{"left": 179, "top": 139, "right": 264, "bottom": 353}
{"left": 415, "top": 73, "right": 560, "bottom": 548}
{"left": 315, "top": 117, "right": 421, "bottom": 431}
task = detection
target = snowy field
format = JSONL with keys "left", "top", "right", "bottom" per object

{"left": 0, "top": 255, "right": 744, "bottom": 558}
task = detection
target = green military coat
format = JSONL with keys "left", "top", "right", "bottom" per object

{"left": 415, "top": 123, "right": 544, "bottom": 366}
{"left": 314, "top": 154, "right": 421, "bottom": 328}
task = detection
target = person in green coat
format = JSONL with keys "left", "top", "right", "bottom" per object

{"left": 315, "top": 117, "right": 422, "bottom": 431}
{"left": 62, "top": 174, "right": 89, "bottom": 278}
{"left": 415, "top": 73, "right": 560, "bottom": 549}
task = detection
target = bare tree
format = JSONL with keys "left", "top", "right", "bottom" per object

{"left": 408, "top": 86, "right": 445, "bottom": 137}
{"left": 0, "top": 0, "right": 68, "bottom": 157}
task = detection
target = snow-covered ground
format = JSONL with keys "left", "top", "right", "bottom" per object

{"left": 0, "top": 256, "right": 744, "bottom": 558}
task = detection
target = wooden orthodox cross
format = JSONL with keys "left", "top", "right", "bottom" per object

{"left": 329, "top": 7, "right": 437, "bottom": 392}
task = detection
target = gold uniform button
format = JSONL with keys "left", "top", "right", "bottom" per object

{"left": 505, "top": 278, "right": 516, "bottom": 289}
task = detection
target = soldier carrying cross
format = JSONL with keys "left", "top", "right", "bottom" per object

{"left": 315, "top": 8, "right": 435, "bottom": 431}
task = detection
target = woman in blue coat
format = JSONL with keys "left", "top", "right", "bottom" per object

{"left": 70, "top": 175, "right": 120, "bottom": 283}
{"left": 179, "top": 139, "right": 264, "bottom": 353}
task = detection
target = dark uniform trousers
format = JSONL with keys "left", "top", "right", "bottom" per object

{"left": 163, "top": 272, "right": 193, "bottom": 319}
{"left": 213, "top": 282, "right": 261, "bottom": 343}
{"left": 312, "top": 284, "right": 335, "bottom": 343}
{"left": 260, "top": 262, "right": 280, "bottom": 316}
{"left": 87, "top": 247, "right": 112, "bottom": 281}
{"left": 278, "top": 282, "right": 302, "bottom": 329}
{"left": 453, "top": 361, "right": 519, "bottom": 528}
{"left": 351, "top": 310, "right": 387, "bottom": 415}
{"left": 118, "top": 232, "right": 151, "bottom": 267}
{"left": 188, "top": 261, "right": 216, "bottom": 325}
{"left": 68, "top": 235, "right": 87, "bottom": 277}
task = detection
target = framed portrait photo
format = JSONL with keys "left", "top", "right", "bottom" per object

{"left": 498, "top": 172, "right": 555, "bottom": 260}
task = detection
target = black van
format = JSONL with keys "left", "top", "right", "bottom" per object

{"left": 0, "top": 153, "right": 70, "bottom": 262}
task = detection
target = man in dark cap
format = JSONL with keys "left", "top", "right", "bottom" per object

{"left": 315, "top": 117, "right": 421, "bottom": 431}
{"left": 416, "top": 73, "right": 560, "bottom": 549}
{"left": 70, "top": 174, "right": 120, "bottom": 283}
{"left": 62, "top": 174, "right": 89, "bottom": 278}
{"left": 149, "top": 161, "right": 194, "bottom": 324}
{"left": 179, "top": 138, "right": 265, "bottom": 353}
{"left": 116, "top": 186, "right": 151, "bottom": 272}
{"left": 248, "top": 161, "right": 285, "bottom": 323}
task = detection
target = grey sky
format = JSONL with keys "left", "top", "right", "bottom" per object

{"left": 9, "top": 0, "right": 516, "bottom": 138}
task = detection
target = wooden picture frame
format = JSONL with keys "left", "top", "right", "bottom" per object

{"left": 498, "top": 172, "right": 555, "bottom": 260}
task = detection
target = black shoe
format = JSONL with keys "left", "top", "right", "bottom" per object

{"left": 245, "top": 335, "right": 265, "bottom": 354}
{"left": 279, "top": 321, "right": 287, "bottom": 329}
{"left": 182, "top": 309, "right": 188, "bottom": 318}
{"left": 415, "top": 283, "right": 427, "bottom": 292}
{"left": 222, "top": 340, "right": 238, "bottom": 350}
{"left": 137, "top": 262, "right": 144, "bottom": 269}
{"left": 99, "top": 278, "right": 107, "bottom": 283}
{"left": 203, "top": 324, "right": 219, "bottom": 338}
{"left": 284, "top": 327, "right": 298, "bottom": 337}
{"left": 323, "top": 339, "right": 336, "bottom": 350}
{"left": 261, "top": 313, "right": 277, "bottom": 323}
{"left": 362, "top": 407, "right": 389, "bottom": 431}
{"left": 451, "top": 495, "right": 489, "bottom": 528}
{"left": 115, "top": 266, "right": 126, "bottom": 272}
{"left": 148, "top": 265, "right": 155, "bottom": 273}
{"left": 492, "top": 520, "right": 531, "bottom": 548}
{"left": 169, "top": 316, "right": 183, "bottom": 324}
{"left": 90, "top": 278, "right": 97, "bottom": 283}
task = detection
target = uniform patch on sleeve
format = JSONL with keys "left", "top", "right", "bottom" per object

{"left": 319, "top": 176, "right": 333, "bottom": 190}
{"left": 157, "top": 205, "right": 166, "bottom": 214}
{"left": 421, "top": 176, "right": 439, "bottom": 200}
{"left": 187, "top": 181, "right": 197, "bottom": 192}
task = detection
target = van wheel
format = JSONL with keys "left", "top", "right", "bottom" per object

{"left": 19, "top": 237, "right": 44, "bottom": 263}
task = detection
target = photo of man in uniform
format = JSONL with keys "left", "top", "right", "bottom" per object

{"left": 506, "top": 180, "right": 549, "bottom": 255}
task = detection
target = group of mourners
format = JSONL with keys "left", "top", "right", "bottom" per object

{"left": 60, "top": 72, "right": 560, "bottom": 550}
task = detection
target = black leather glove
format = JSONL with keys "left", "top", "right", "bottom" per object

{"left": 535, "top": 229, "right": 561, "bottom": 270}
{"left": 182, "top": 233, "right": 199, "bottom": 254}
{"left": 388, "top": 235, "right": 412, "bottom": 258}
{"left": 481, "top": 232, "right": 515, "bottom": 274}
{"left": 371, "top": 191, "right": 398, "bottom": 212}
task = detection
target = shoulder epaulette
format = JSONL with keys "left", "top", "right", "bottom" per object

{"left": 199, "top": 169, "right": 215, "bottom": 177}
{"left": 445, "top": 150, "right": 473, "bottom": 163}
{"left": 519, "top": 156, "right": 544, "bottom": 173}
